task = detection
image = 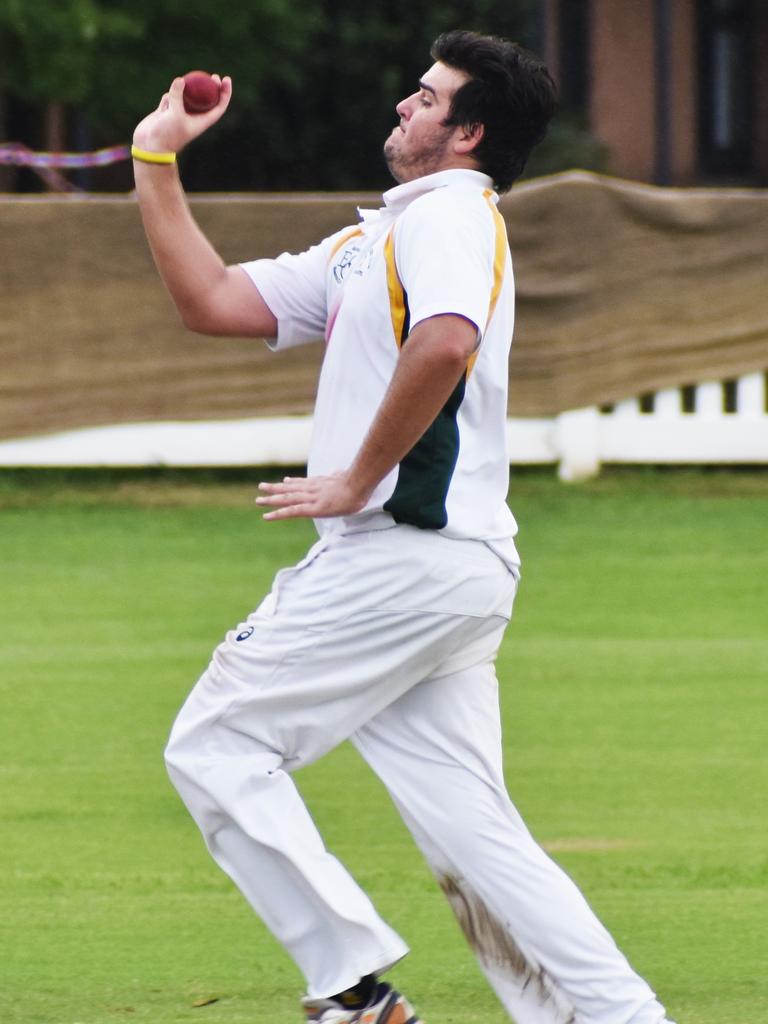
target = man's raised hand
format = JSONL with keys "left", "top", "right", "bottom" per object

{"left": 133, "top": 75, "right": 232, "bottom": 157}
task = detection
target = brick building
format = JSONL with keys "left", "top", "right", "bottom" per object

{"left": 542, "top": 0, "right": 768, "bottom": 185}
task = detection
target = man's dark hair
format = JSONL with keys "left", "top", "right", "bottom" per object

{"left": 431, "top": 30, "right": 558, "bottom": 192}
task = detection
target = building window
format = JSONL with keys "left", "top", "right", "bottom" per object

{"left": 557, "top": 0, "right": 591, "bottom": 114}
{"left": 698, "top": 0, "right": 755, "bottom": 176}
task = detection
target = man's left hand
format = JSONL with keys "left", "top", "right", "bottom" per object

{"left": 256, "top": 472, "right": 370, "bottom": 521}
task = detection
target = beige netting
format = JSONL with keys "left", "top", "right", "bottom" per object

{"left": 1, "top": 171, "right": 766, "bottom": 441}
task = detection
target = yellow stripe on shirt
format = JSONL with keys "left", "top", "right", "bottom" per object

{"left": 385, "top": 196, "right": 506, "bottom": 369}
{"left": 466, "top": 190, "right": 509, "bottom": 378}
{"left": 327, "top": 226, "right": 364, "bottom": 263}
{"left": 483, "top": 189, "right": 508, "bottom": 326}
{"left": 384, "top": 227, "right": 408, "bottom": 346}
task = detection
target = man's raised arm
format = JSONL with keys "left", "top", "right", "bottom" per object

{"left": 132, "top": 75, "right": 277, "bottom": 339}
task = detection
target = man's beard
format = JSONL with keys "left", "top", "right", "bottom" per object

{"left": 383, "top": 137, "right": 404, "bottom": 182}
{"left": 383, "top": 125, "right": 454, "bottom": 183}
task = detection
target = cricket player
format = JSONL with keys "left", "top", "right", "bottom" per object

{"left": 132, "top": 30, "right": 676, "bottom": 1024}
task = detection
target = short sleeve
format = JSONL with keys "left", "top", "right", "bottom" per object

{"left": 393, "top": 189, "right": 498, "bottom": 340}
{"left": 240, "top": 226, "right": 355, "bottom": 350}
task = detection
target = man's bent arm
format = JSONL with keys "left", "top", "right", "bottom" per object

{"left": 133, "top": 76, "right": 277, "bottom": 339}
{"left": 257, "top": 314, "right": 479, "bottom": 519}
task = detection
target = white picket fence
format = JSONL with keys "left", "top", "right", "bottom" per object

{"left": 0, "top": 370, "right": 766, "bottom": 477}
{"left": 509, "top": 369, "right": 768, "bottom": 480}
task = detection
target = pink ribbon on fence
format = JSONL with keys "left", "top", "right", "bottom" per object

{"left": 0, "top": 142, "right": 130, "bottom": 168}
{"left": 0, "top": 141, "right": 131, "bottom": 191}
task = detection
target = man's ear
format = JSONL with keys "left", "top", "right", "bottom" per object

{"left": 454, "top": 121, "right": 484, "bottom": 156}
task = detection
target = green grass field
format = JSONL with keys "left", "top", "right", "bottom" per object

{"left": 1, "top": 468, "right": 766, "bottom": 1024}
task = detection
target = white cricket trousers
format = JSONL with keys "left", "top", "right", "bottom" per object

{"left": 165, "top": 525, "right": 670, "bottom": 1024}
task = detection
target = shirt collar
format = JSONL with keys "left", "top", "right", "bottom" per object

{"left": 382, "top": 168, "right": 497, "bottom": 210}
{"left": 357, "top": 169, "right": 496, "bottom": 229}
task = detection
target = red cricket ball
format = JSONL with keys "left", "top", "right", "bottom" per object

{"left": 183, "top": 71, "right": 221, "bottom": 114}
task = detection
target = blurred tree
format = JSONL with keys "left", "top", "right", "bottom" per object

{"left": 87, "top": 0, "right": 322, "bottom": 145}
{"left": 0, "top": 0, "right": 141, "bottom": 187}
{"left": 525, "top": 114, "right": 610, "bottom": 180}
{"left": 0, "top": 0, "right": 141, "bottom": 108}
{"left": 1, "top": 1, "right": 607, "bottom": 192}
{"left": 0, "top": 0, "right": 321, "bottom": 189}
{"left": 181, "top": 0, "right": 542, "bottom": 191}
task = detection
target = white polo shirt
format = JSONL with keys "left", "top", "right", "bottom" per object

{"left": 241, "top": 168, "right": 519, "bottom": 561}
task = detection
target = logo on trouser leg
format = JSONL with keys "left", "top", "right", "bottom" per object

{"left": 236, "top": 626, "right": 254, "bottom": 641}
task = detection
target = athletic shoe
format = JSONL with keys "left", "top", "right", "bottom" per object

{"left": 301, "top": 981, "right": 421, "bottom": 1024}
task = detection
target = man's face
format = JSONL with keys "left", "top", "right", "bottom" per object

{"left": 383, "top": 61, "right": 471, "bottom": 183}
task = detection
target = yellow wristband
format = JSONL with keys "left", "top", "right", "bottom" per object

{"left": 131, "top": 145, "right": 177, "bottom": 165}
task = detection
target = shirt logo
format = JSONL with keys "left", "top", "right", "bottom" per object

{"left": 333, "top": 246, "right": 360, "bottom": 283}
{"left": 332, "top": 244, "right": 374, "bottom": 283}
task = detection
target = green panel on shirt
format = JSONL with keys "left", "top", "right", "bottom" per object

{"left": 384, "top": 373, "right": 467, "bottom": 530}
